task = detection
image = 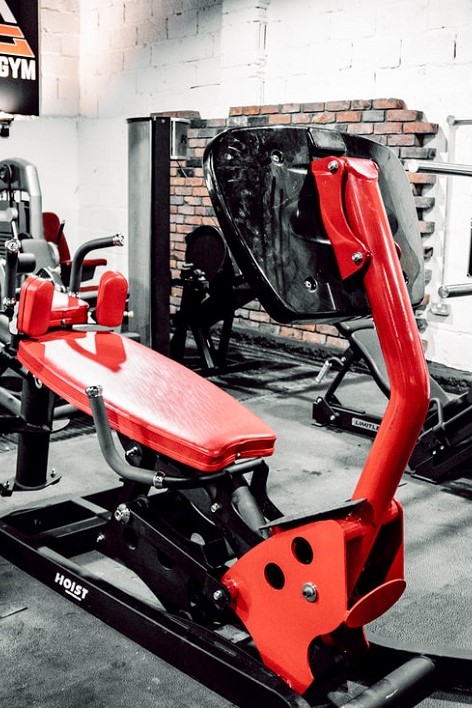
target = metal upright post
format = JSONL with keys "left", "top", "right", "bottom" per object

{"left": 150, "top": 115, "right": 171, "bottom": 355}
{"left": 127, "top": 115, "right": 172, "bottom": 354}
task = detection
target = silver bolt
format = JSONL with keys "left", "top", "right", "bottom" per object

{"left": 304, "top": 277, "right": 317, "bottom": 292}
{"left": 271, "top": 150, "right": 284, "bottom": 164}
{"left": 327, "top": 160, "right": 339, "bottom": 173}
{"left": 352, "top": 251, "right": 364, "bottom": 265}
{"left": 126, "top": 445, "right": 141, "bottom": 458}
{"left": 302, "top": 582, "right": 318, "bottom": 603}
{"left": 96, "top": 532, "right": 106, "bottom": 543}
{"left": 210, "top": 502, "right": 221, "bottom": 513}
{"left": 114, "top": 503, "right": 131, "bottom": 524}
{"left": 213, "top": 589, "right": 224, "bottom": 602}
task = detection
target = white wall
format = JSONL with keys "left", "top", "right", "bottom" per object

{"left": 4, "top": 0, "right": 472, "bottom": 368}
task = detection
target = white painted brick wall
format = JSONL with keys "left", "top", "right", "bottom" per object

{"left": 10, "top": 0, "right": 472, "bottom": 369}
{"left": 40, "top": 0, "right": 80, "bottom": 115}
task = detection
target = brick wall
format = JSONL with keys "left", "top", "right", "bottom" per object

{"left": 168, "top": 98, "right": 438, "bottom": 352}
{"left": 40, "top": 0, "right": 80, "bottom": 116}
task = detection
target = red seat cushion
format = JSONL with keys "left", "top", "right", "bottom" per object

{"left": 17, "top": 331, "right": 276, "bottom": 472}
{"left": 17, "top": 276, "right": 54, "bottom": 338}
{"left": 95, "top": 271, "right": 127, "bottom": 327}
{"left": 17, "top": 275, "right": 89, "bottom": 337}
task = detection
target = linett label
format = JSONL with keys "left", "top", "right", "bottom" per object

{"left": 351, "top": 417, "right": 380, "bottom": 433}
{"left": 54, "top": 572, "right": 90, "bottom": 602}
{"left": 0, "top": 0, "right": 36, "bottom": 80}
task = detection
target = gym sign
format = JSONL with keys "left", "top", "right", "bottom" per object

{"left": 0, "top": 0, "right": 39, "bottom": 115}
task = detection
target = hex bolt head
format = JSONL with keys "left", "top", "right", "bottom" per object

{"left": 302, "top": 582, "right": 318, "bottom": 603}
{"left": 327, "top": 160, "right": 339, "bottom": 173}
{"left": 210, "top": 502, "right": 221, "bottom": 513}
{"left": 114, "top": 503, "right": 131, "bottom": 524}
{"left": 304, "top": 276, "right": 317, "bottom": 292}
{"left": 351, "top": 251, "right": 364, "bottom": 265}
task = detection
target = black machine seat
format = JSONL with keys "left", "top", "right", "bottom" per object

{"left": 338, "top": 318, "right": 451, "bottom": 405}
{"left": 170, "top": 224, "right": 253, "bottom": 369}
{"left": 338, "top": 318, "right": 391, "bottom": 397}
{"left": 203, "top": 126, "right": 424, "bottom": 325}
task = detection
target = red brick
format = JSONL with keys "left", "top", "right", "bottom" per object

{"left": 326, "top": 336, "right": 349, "bottom": 350}
{"left": 302, "top": 102, "right": 325, "bottom": 112}
{"left": 326, "top": 100, "right": 350, "bottom": 111}
{"left": 279, "top": 326, "right": 304, "bottom": 340}
{"left": 386, "top": 109, "right": 423, "bottom": 122}
{"left": 195, "top": 206, "right": 213, "bottom": 216}
{"left": 372, "top": 98, "right": 406, "bottom": 109}
{"left": 302, "top": 331, "right": 327, "bottom": 345}
{"left": 403, "top": 121, "right": 439, "bottom": 134}
{"left": 351, "top": 99, "right": 372, "bottom": 110}
{"left": 347, "top": 123, "right": 374, "bottom": 134}
{"left": 373, "top": 122, "right": 402, "bottom": 134}
{"left": 206, "top": 118, "right": 226, "bottom": 127}
{"left": 281, "top": 103, "right": 301, "bottom": 113}
{"left": 192, "top": 186, "right": 208, "bottom": 197}
{"left": 336, "top": 110, "right": 362, "bottom": 122}
{"left": 316, "top": 324, "right": 339, "bottom": 336}
{"left": 242, "top": 105, "right": 261, "bottom": 115}
{"left": 188, "top": 138, "right": 207, "bottom": 148}
{"left": 178, "top": 176, "right": 202, "bottom": 186}
{"left": 268, "top": 114, "right": 291, "bottom": 124}
{"left": 183, "top": 215, "right": 204, "bottom": 225}
{"left": 407, "top": 172, "right": 436, "bottom": 185}
{"left": 260, "top": 104, "right": 280, "bottom": 114}
{"left": 292, "top": 113, "right": 311, "bottom": 124}
{"left": 387, "top": 134, "right": 418, "bottom": 147}
{"left": 229, "top": 106, "right": 243, "bottom": 116}
{"left": 249, "top": 310, "right": 270, "bottom": 322}
{"left": 184, "top": 196, "right": 200, "bottom": 206}
{"left": 311, "top": 112, "right": 336, "bottom": 124}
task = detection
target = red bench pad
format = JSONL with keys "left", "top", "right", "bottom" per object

{"left": 18, "top": 331, "right": 276, "bottom": 472}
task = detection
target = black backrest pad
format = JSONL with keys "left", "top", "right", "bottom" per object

{"left": 203, "top": 126, "right": 424, "bottom": 324}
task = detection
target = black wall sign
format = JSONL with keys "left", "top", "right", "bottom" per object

{"left": 0, "top": 0, "right": 39, "bottom": 116}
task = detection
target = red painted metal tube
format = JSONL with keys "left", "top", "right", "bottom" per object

{"left": 312, "top": 157, "right": 430, "bottom": 583}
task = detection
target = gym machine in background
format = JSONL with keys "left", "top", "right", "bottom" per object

{"left": 127, "top": 115, "right": 253, "bottom": 371}
{"left": 127, "top": 115, "right": 189, "bottom": 355}
{"left": 0, "top": 158, "right": 42, "bottom": 244}
{"left": 169, "top": 224, "right": 254, "bottom": 370}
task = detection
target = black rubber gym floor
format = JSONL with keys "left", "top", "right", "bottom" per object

{"left": 1, "top": 343, "right": 471, "bottom": 707}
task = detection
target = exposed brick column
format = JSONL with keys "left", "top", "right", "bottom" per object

{"left": 169, "top": 98, "right": 438, "bottom": 353}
